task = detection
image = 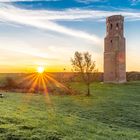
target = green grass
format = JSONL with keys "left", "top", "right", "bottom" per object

{"left": 0, "top": 82, "right": 140, "bottom": 140}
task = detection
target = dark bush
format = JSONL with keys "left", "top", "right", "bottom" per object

{"left": 4, "top": 77, "right": 19, "bottom": 90}
{"left": 127, "top": 72, "right": 140, "bottom": 81}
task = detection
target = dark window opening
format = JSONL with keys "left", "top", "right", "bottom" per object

{"left": 110, "top": 24, "right": 113, "bottom": 29}
{"left": 110, "top": 40, "right": 113, "bottom": 47}
{"left": 116, "top": 23, "right": 119, "bottom": 28}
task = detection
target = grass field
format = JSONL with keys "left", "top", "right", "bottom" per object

{"left": 0, "top": 82, "right": 140, "bottom": 140}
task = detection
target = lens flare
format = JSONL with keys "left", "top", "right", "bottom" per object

{"left": 17, "top": 69, "right": 73, "bottom": 112}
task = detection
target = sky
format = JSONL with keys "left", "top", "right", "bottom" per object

{"left": 0, "top": 0, "right": 140, "bottom": 73}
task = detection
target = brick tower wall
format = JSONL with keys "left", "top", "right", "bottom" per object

{"left": 104, "top": 15, "right": 126, "bottom": 83}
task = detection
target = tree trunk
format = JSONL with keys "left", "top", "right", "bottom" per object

{"left": 86, "top": 84, "right": 90, "bottom": 96}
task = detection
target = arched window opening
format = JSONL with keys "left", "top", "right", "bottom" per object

{"left": 110, "top": 24, "right": 113, "bottom": 30}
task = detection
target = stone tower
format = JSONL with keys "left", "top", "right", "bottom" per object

{"left": 104, "top": 15, "right": 126, "bottom": 83}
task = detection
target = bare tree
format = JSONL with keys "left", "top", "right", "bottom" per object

{"left": 71, "top": 51, "right": 98, "bottom": 96}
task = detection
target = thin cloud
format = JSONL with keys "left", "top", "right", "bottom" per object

{"left": 131, "top": 0, "right": 140, "bottom": 5}
{"left": 0, "top": 4, "right": 102, "bottom": 45}
{"left": 1, "top": 4, "right": 139, "bottom": 21}
{"left": 0, "top": 0, "right": 32, "bottom": 1}
{"left": 76, "top": 0, "right": 107, "bottom": 4}
{"left": 0, "top": 3, "right": 140, "bottom": 47}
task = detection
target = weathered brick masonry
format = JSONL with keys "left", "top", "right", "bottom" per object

{"left": 104, "top": 15, "right": 126, "bottom": 83}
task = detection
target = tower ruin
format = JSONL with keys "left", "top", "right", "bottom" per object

{"left": 104, "top": 15, "right": 126, "bottom": 83}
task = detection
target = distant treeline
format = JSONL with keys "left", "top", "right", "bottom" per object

{"left": 0, "top": 71, "right": 140, "bottom": 83}
{"left": 50, "top": 72, "right": 140, "bottom": 82}
{"left": 0, "top": 72, "right": 139, "bottom": 93}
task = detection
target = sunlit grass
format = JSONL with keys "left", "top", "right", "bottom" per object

{"left": 0, "top": 82, "right": 140, "bottom": 139}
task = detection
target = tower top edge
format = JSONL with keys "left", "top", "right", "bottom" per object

{"left": 107, "top": 15, "right": 124, "bottom": 22}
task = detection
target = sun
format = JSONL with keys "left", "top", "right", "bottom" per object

{"left": 37, "top": 66, "right": 45, "bottom": 74}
